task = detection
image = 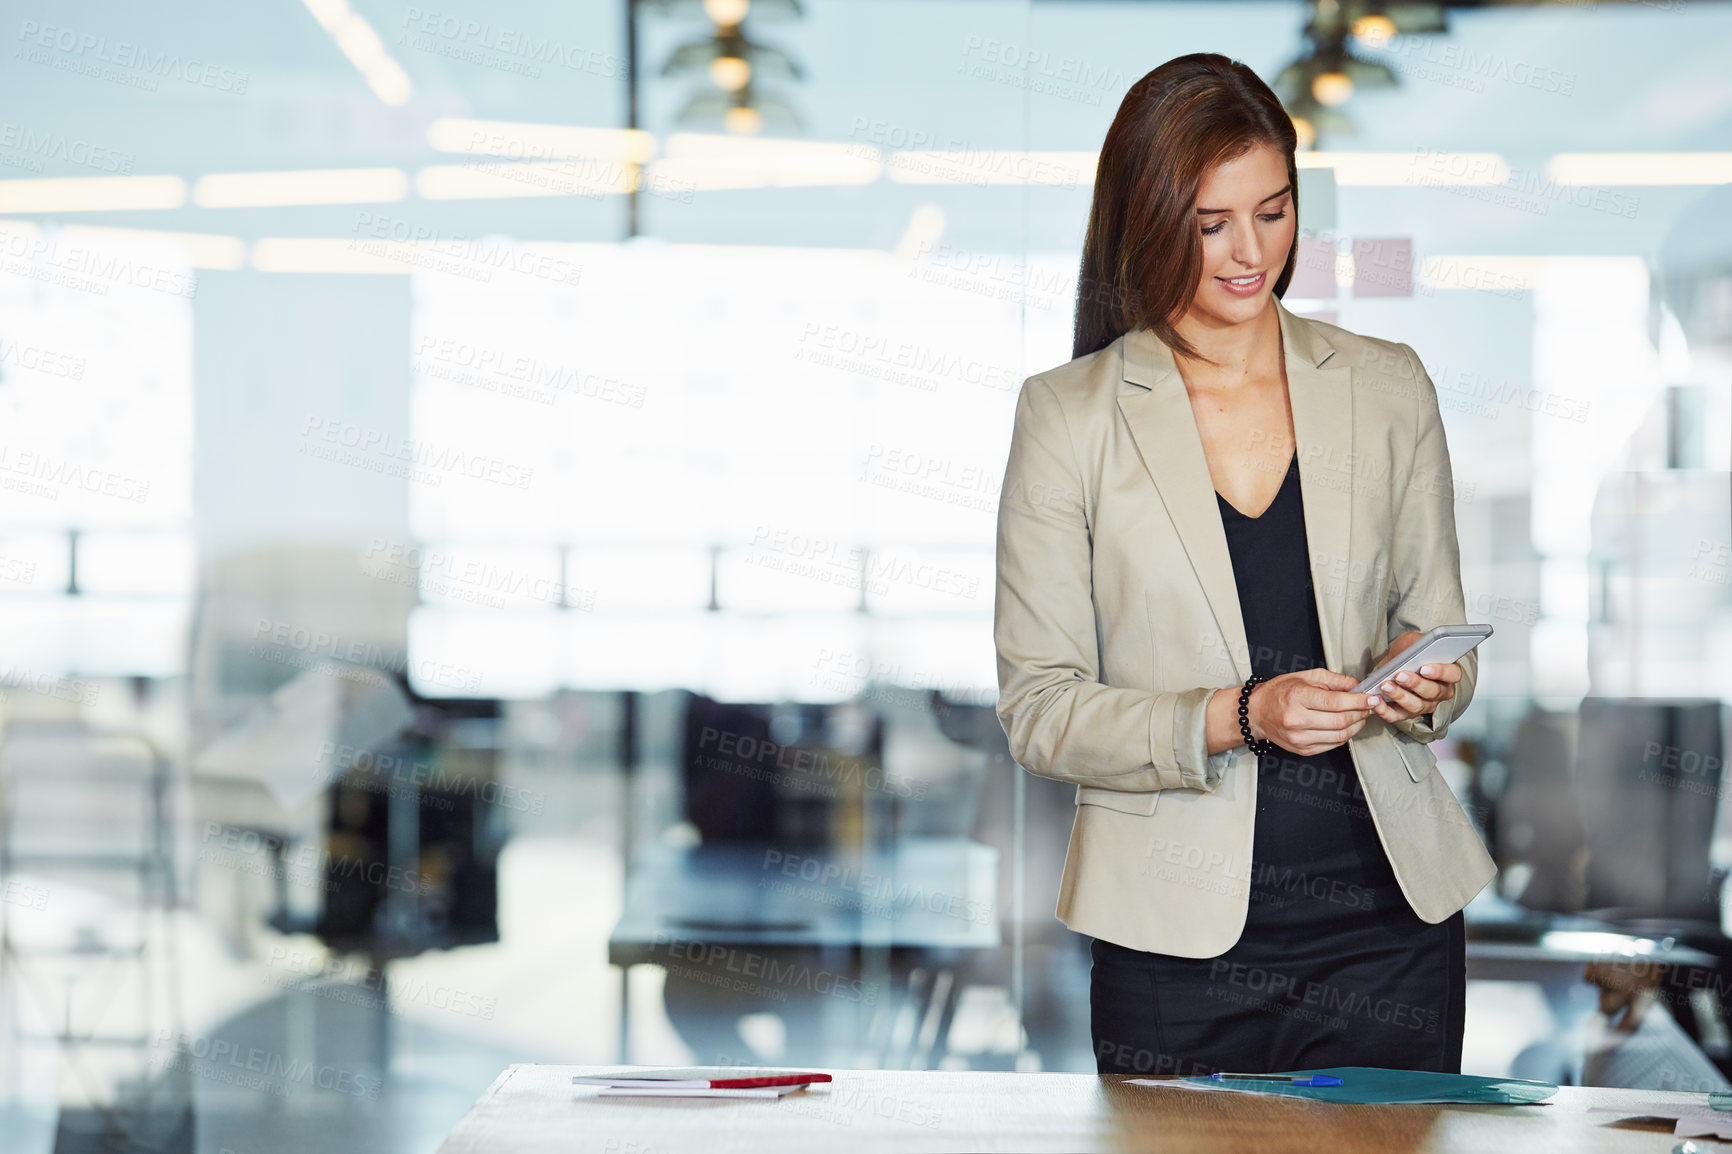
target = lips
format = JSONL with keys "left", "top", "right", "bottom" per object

{"left": 1216, "top": 271, "right": 1265, "bottom": 297}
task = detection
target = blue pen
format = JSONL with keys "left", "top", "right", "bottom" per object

{"left": 1209, "top": 1072, "right": 1345, "bottom": 1087}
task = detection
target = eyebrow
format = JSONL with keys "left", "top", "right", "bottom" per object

{"left": 1195, "top": 183, "right": 1293, "bottom": 215}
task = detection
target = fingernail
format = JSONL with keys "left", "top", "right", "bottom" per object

{"left": 1420, "top": 665, "right": 1435, "bottom": 676}
{"left": 1368, "top": 695, "right": 1381, "bottom": 706}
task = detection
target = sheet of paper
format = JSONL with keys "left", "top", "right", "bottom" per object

{"left": 1585, "top": 1104, "right": 1732, "bottom": 1139}
{"left": 1676, "top": 1114, "right": 1732, "bottom": 1140}
{"left": 594, "top": 1085, "right": 807, "bottom": 1099}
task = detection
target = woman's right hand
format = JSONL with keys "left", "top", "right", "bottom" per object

{"left": 1245, "top": 668, "right": 1371, "bottom": 757}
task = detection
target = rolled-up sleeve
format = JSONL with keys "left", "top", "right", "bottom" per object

{"left": 1385, "top": 343, "right": 1477, "bottom": 743}
{"left": 1172, "top": 684, "right": 1237, "bottom": 790}
{"left": 994, "top": 375, "right": 1232, "bottom": 792}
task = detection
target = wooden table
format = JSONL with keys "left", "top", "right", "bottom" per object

{"left": 435, "top": 1065, "right": 1716, "bottom": 1153}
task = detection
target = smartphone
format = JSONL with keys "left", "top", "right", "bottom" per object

{"left": 1354, "top": 623, "right": 1493, "bottom": 695}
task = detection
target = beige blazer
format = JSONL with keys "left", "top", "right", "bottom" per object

{"left": 993, "top": 298, "right": 1496, "bottom": 958}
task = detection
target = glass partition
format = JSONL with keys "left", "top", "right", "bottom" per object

{"left": 0, "top": 1, "right": 1729, "bottom": 1149}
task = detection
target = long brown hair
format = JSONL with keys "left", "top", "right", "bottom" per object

{"left": 1073, "top": 54, "right": 1299, "bottom": 363}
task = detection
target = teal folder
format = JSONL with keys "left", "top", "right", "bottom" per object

{"left": 1183, "top": 1067, "right": 1558, "bottom": 1105}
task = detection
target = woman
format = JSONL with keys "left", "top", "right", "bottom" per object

{"left": 993, "top": 53, "right": 1496, "bottom": 1077}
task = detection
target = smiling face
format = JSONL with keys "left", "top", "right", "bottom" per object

{"left": 1183, "top": 142, "right": 1295, "bottom": 331}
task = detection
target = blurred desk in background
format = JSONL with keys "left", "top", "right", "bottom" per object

{"left": 1465, "top": 893, "right": 1724, "bottom": 1082}
{"left": 610, "top": 838, "right": 999, "bottom": 1066}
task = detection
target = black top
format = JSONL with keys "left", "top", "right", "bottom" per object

{"left": 1216, "top": 451, "right": 1400, "bottom": 927}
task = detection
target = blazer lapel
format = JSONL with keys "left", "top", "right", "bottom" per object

{"left": 1116, "top": 299, "right": 1354, "bottom": 683}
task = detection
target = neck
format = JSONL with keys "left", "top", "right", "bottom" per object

{"left": 1171, "top": 300, "right": 1282, "bottom": 389}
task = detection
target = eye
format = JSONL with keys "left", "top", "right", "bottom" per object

{"left": 1202, "top": 209, "right": 1285, "bottom": 236}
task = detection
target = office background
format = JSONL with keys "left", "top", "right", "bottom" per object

{"left": 0, "top": 0, "right": 1729, "bottom": 1150}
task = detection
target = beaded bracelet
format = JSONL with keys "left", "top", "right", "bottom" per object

{"left": 1237, "top": 673, "right": 1276, "bottom": 756}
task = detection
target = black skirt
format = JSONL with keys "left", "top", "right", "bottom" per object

{"left": 1091, "top": 451, "right": 1465, "bottom": 1077}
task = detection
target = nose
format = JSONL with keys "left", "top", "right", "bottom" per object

{"left": 1230, "top": 221, "right": 1263, "bottom": 271}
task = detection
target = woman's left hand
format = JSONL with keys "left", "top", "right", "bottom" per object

{"left": 1364, "top": 630, "right": 1460, "bottom": 724}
